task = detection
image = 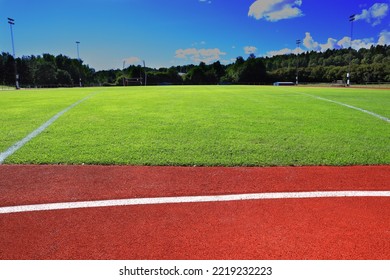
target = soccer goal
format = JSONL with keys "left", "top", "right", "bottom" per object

{"left": 124, "top": 78, "right": 143, "bottom": 86}
{"left": 330, "top": 80, "right": 347, "bottom": 87}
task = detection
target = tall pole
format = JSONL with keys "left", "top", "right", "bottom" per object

{"left": 8, "top": 18, "right": 19, "bottom": 89}
{"left": 123, "top": 60, "right": 126, "bottom": 86}
{"left": 296, "top": 39, "right": 301, "bottom": 86}
{"left": 347, "top": 14, "right": 356, "bottom": 87}
{"left": 143, "top": 60, "right": 147, "bottom": 86}
{"left": 76, "top": 41, "right": 82, "bottom": 87}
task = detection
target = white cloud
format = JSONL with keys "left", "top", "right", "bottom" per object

{"left": 248, "top": 0, "right": 304, "bottom": 22}
{"left": 265, "top": 48, "right": 292, "bottom": 56}
{"left": 220, "top": 58, "right": 237, "bottom": 64}
{"left": 303, "top": 32, "right": 320, "bottom": 51}
{"left": 266, "top": 4, "right": 303, "bottom": 21}
{"left": 355, "top": 3, "right": 389, "bottom": 26}
{"left": 337, "top": 36, "right": 375, "bottom": 50}
{"left": 244, "top": 46, "right": 258, "bottom": 54}
{"left": 124, "top": 57, "right": 141, "bottom": 65}
{"left": 304, "top": 32, "right": 376, "bottom": 52}
{"left": 265, "top": 46, "right": 303, "bottom": 57}
{"left": 378, "top": 29, "right": 390, "bottom": 45}
{"left": 175, "top": 48, "right": 226, "bottom": 64}
{"left": 336, "top": 30, "right": 389, "bottom": 49}
{"left": 319, "top": 38, "right": 340, "bottom": 51}
{"left": 304, "top": 32, "right": 378, "bottom": 52}
{"left": 337, "top": 37, "right": 352, "bottom": 49}
{"left": 265, "top": 29, "right": 390, "bottom": 59}
{"left": 263, "top": 27, "right": 390, "bottom": 60}
{"left": 351, "top": 38, "right": 375, "bottom": 49}
{"left": 175, "top": 48, "right": 198, "bottom": 59}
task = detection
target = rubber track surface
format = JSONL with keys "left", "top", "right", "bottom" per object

{"left": 0, "top": 165, "right": 389, "bottom": 260}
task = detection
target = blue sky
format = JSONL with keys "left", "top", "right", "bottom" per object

{"left": 1, "top": 0, "right": 389, "bottom": 70}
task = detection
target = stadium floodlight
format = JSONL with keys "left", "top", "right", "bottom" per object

{"left": 296, "top": 39, "right": 301, "bottom": 86}
{"left": 75, "top": 41, "right": 82, "bottom": 87}
{"left": 347, "top": 14, "right": 356, "bottom": 87}
{"left": 76, "top": 41, "right": 81, "bottom": 60}
{"left": 143, "top": 60, "right": 147, "bottom": 86}
{"left": 123, "top": 61, "right": 126, "bottom": 86}
{"left": 7, "top": 18, "right": 20, "bottom": 89}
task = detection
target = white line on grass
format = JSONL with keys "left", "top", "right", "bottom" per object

{"left": 0, "top": 92, "right": 98, "bottom": 164}
{"left": 282, "top": 88, "right": 390, "bottom": 123}
{"left": 1, "top": 191, "right": 389, "bottom": 214}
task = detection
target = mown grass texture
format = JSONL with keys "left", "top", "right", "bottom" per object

{"left": 1, "top": 86, "right": 389, "bottom": 166}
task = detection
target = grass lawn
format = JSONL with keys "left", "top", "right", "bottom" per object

{"left": 1, "top": 86, "right": 389, "bottom": 166}
{"left": 0, "top": 88, "right": 92, "bottom": 151}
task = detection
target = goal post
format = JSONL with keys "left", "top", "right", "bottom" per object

{"left": 123, "top": 77, "right": 143, "bottom": 86}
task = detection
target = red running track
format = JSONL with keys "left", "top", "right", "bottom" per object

{"left": 0, "top": 165, "right": 389, "bottom": 260}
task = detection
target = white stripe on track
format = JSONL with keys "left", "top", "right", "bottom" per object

{"left": 0, "top": 93, "right": 97, "bottom": 164}
{"left": 1, "top": 191, "right": 389, "bottom": 214}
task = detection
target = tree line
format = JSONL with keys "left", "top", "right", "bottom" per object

{"left": 1, "top": 45, "right": 389, "bottom": 87}
{"left": 0, "top": 53, "right": 95, "bottom": 87}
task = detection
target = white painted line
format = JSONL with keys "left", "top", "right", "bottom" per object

{"left": 1, "top": 191, "right": 389, "bottom": 214}
{"left": 0, "top": 93, "right": 98, "bottom": 164}
{"left": 282, "top": 88, "right": 390, "bottom": 123}
{"left": 304, "top": 93, "right": 390, "bottom": 123}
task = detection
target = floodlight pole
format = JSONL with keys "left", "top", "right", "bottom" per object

{"left": 123, "top": 61, "right": 126, "bottom": 86}
{"left": 296, "top": 39, "right": 301, "bottom": 86}
{"left": 8, "top": 18, "right": 20, "bottom": 89}
{"left": 347, "top": 14, "right": 356, "bottom": 87}
{"left": 143, "top": 60, "right": 147, "bottom": 86}
{"left": 76, "top": 41, "right": 82, "bottom": 87}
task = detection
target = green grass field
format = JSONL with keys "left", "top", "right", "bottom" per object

{"left": 0, "top": 86, "right": 389, "bottom": 166}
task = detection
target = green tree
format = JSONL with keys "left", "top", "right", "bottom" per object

{"left": 36, "top": 61, "right": 57, "bottom": 86}
{"left": 57, "top": 69, "right": 73, "bottom": 86}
